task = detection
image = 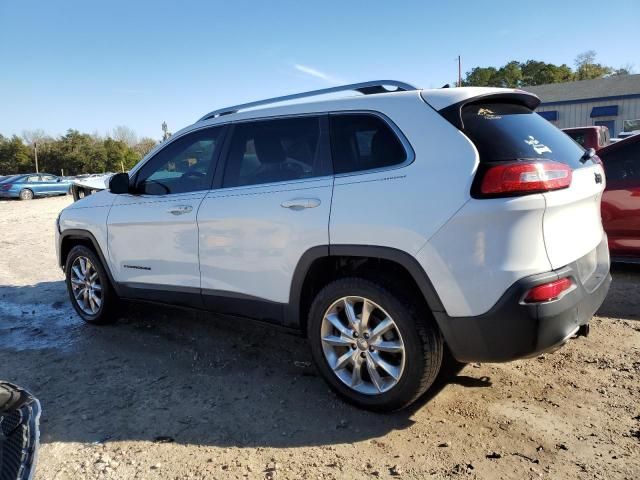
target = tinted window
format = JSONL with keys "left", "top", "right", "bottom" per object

{"left": 565, "top": 131, "right": 586, "bottom": 147}
{"left": 222, "top": 117, "right": 323, "bottom": 187}
{"left": 330, "top": 114, "right": 406, "bottom": 174}
{"left": 41, "top": 175, "right": 56, "bottom": 182}
{"left": 134, "top": 127, "right": 223, "bottom": 195}
{"left": 462, "top": 103, "right": 589, "bottom": 169}
{"left": 26, "top": 176, "right": 39, "bottom": 183}
{"left": 601, "top": 142, "right": 640, "bottom": 183}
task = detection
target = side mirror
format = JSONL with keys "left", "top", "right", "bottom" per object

{"left": 57, "top": 178, "right": 61, "bottom": 182}
{"left": 109, "top": 172, "right": 130, "bottom": 194}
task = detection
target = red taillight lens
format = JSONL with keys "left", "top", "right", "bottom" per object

{"left": 524, "top": 277, "right": 573, "bottom": 303}
{"left": 0, "top": 184, "right": 12, "bottom": 191}
{"left": 480, "top": 161, "right": 572, "bottom": 196}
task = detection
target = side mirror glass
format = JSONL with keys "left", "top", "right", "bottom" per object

{"left": 109, "top": 172, "right": 130, "bottom": 194}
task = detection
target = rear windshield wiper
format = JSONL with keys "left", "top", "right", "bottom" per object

{"left": 580, "top": 147, "right": 596, "bottom": 164}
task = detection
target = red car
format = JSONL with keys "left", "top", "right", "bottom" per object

{"left": 599, "top": 134, "right": 640, "bottom": 262}
{"left": 563, "top": 126, "right": 610, "bottom": 152}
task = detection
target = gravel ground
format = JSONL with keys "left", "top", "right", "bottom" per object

{"left": 0, "top": 195, "right": 639, "bottom": 480}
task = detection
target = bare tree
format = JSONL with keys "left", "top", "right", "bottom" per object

{"left": 21, "top": 129, "right": 47, "bottom": 146}
{"left": 112, "top": 125, "right": 138, "bottom": 147}
{"left": 134, "top": 137, "right": 158, "bottom": 157}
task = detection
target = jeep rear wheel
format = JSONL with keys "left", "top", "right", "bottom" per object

{"left": 308, "top": 277, "right": 443, "bottom": 412}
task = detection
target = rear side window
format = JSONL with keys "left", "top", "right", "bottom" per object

{"left": 330, "top": 114, "right": 407, "bottom": 174}
{"left": 222, "top": 116, "right": 323, "bottom": 188}
{"left": 565, "top": 131, "right": 586, "bottom": 147}
{"left": 462, "top": 103, "right": 588, "bottom": 168}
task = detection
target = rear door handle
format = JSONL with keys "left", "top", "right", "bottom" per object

{"left": 281, "top": 198, "right": 321, "bottom": 210}
{"left": 168, "top": 205, "right": 193, "bottom": 215}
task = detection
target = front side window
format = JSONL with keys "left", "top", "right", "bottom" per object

{"left": 26, "top": 176, "right": 39, "bottom": 183}
{"left": 134, "top": 127, "right": 224, "bottom": 195}
{"left": 330, "top": 114, "right": 407, "bottom": 174}
{"left": 222, "top": 116, "right": 323, "bottom": 188}
{"left": 41, "top": 175, "right": 56, "bottom": 182}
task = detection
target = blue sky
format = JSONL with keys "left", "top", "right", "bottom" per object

{"left": 1, "top": 0, "right": 638, "bottom": 140}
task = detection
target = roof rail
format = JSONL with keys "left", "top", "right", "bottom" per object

{"left": 197, "top": 80, "right": 418, "bottom": 122}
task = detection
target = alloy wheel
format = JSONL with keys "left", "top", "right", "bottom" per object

{"left": 70, "top": 256, "right": 103, "bottom": 315}
{"left": 320, "top": 296, "right": 406, "bottom": 395}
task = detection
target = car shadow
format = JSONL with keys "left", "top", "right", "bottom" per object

{"left": 597, "top": 263, "right": 640, "bottom": 321}
{"left": 2, "top": 281, "right": 492, "bottom": 448}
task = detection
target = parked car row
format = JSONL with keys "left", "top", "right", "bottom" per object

{"left": 0, "top": 174, "right": 72, "bottom": 200}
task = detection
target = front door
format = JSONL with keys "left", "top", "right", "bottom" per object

{"left": 197, "top": 116, "right": 332, "bottom": 322}
{"left": 39, "top": 174, "right": 66, "bottom": 194}
{"left": 107, "top": 125, "right": 226, "bottom": 292}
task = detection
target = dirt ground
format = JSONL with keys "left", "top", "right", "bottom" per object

{"left": 0, "top": 195, "right": 638, "bottom": 480}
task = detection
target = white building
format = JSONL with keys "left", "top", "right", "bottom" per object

{"left": 526, "top": 74, "right": 640, "bottom": 137}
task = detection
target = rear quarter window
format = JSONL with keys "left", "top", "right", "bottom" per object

{"left": 462, "top": 103, "right": 589, "bottom": 169}
{"left": 330, "top": 114, "right": 407, "bottom": 174}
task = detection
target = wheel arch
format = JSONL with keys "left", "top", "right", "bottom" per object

{"left": 286, "top": 245, "right": 446, "bottom": 334}
{"left": 59, "top": 229, "right": 118, "bottom": 293}
{"left": 19, "top": 188, "right": 34, "bottom": 199}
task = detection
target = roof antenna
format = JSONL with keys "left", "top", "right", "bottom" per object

{"left": 441, "top": 83, "right": 451, "bottom": 88}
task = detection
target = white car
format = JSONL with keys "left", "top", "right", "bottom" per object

{"left": 56, "top": 81, "right": 611, "bottom": 411}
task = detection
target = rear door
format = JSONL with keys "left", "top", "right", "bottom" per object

{"left": 600, "top": 140, "right": 640, "bottom": 257}
{"left": 197, "top": 115, "right": 332, "bottom": 322}
{"left": 460, "top": 102, "right": 605, "bottom": 269}
{"left": 107, "top": 125, "right": 226, "bottom": 291}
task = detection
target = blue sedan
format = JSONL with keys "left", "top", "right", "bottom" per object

{"left": 0, "top": 173, "right": 72, "bottom": 200}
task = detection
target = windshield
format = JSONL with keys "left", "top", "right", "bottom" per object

{"left": 462, "top": 103, "right": 590, "bottom": 169}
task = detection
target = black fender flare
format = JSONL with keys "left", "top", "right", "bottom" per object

{"left": 59, "top": 229, "right": 120, "bottom": 295}
{"left": 285, "top": 244, "right": 445, "bottom": 329}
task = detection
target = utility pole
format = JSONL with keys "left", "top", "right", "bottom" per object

{"left": 457, "top": 55, "right": 462, "bottom": 87}
{"left": 34, "top": 142, "right": 39, "bottom": 173}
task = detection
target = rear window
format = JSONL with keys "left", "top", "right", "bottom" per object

{"left": 462, "top": 103, "right": 589, "bottom": 168}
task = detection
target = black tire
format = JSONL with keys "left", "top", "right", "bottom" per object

{"left": 307, "top": 277, "right": 443, "bottom": 412}
{"left": 19, "top": 189, "right": 34, "bottom": 200}
{"left": 65, "top": 245, "right": 119, "bottom": 324}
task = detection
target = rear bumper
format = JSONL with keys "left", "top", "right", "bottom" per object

{"left": 435, "top": 238, "right": 611, "bottom": 363}
{"left": 0, "top": 191, "right": 18, "bottom": 198}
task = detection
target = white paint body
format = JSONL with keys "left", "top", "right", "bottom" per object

{"left": 57, "top": 86, "right": 605, "bottom": 318}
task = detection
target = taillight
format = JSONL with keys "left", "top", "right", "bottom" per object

{"left": 0, "top": 184, "right": 12, "bottom": 191}
{"left": 524, "top": 277, "right": 573, "bottom": 303}
{"left": 479, "top": 161, "right": 572, "bottom": 197}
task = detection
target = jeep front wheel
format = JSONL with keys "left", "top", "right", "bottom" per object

{"left": 307, "top": 277, "right": 443, "bottom": 412}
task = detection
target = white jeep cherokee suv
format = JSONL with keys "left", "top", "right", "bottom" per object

{"left": 56, "top": 81, "right": 611, "bottom": 411}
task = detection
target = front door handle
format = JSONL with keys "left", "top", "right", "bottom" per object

{"left": 168, "top": 205, "right": 193, "bottom": 215}
{"left": 281, "top": 198, "right": 321, "bottom": 210}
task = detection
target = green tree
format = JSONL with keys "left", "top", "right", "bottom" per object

{"left": 0, "top": 135, "right": 33, "bottom": 175}
{"left": 462, "top": 66, "right": 499, "bottom": 87}
{"left": 520, "top": 60, "right": 574, "bottom": 86}
{"left": 574, "top": 50, "right": 612, "bottom": 80}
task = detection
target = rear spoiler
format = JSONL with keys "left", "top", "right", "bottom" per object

{"left": 426, "top": 91, "right": 541, "bottom": 131}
